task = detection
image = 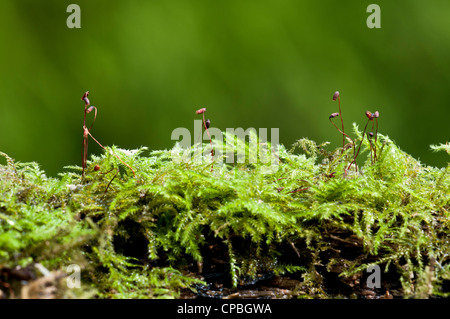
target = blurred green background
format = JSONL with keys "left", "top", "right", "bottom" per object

{"left": 0, "top": 0, "right": 449, "bottom": 176}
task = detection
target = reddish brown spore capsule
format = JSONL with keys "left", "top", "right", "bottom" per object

{"left": 81, "top": 91, "right": 90, "bottom": 106}
{"left": 332, "top": 91, "right": 340, "bottom": 101}
{"left": 329, "top": 112, "right": 340, "bottom": 119}
{"left": 196, "top": 108, "right": 206, "bottom": 114}
{"left": 94, "top": 165, "right": 100, "bottom": 171}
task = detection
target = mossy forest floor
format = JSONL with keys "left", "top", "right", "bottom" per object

{"left": 0, "top": 129, "right": 449, "bottom": 299}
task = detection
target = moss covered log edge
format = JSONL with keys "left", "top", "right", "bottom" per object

{"left": 0, "top": 128, "right": 449, "bottom": 299}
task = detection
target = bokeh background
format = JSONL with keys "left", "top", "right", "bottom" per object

{"left": 1, "top": 0, "right": 449, "bottom": 176}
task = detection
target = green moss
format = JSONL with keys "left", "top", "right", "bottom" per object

{"left": 0, "top": 127, "right": 449, "bottom": 299}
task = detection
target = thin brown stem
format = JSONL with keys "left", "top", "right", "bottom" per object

{"left": 103, "top": 167, "right": 119, "bottom": 194}
{"left": 329, "top": 119, "right": 355, "bottom": 157}
{"left": 82, "top": 106, "right": 97, "bottom": 178}
{"left": 202, "top": 113, "right": 213, "bottom": 158}
{"left": 372, "top": 121, "right": 377, "bottom": 162}
{"left": 84, "top": 128, "right": 135, "bottom": 177}
{"left": 347, "top": 119, "right": 370, "bottom": 172}
{"left": 82, "top": 137, "right": 88, "bottom": 178}
{"left": 338, "top": 96, "right": 345, "bottom": 153}
{"left": 375, "top": 119, "right": 378, "bottom": 143}
{"left": 370, "top": 122, "right": 375, "bottom": 163}
{"left": 82, "top": 111, "right": 87, "bottom": 178}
